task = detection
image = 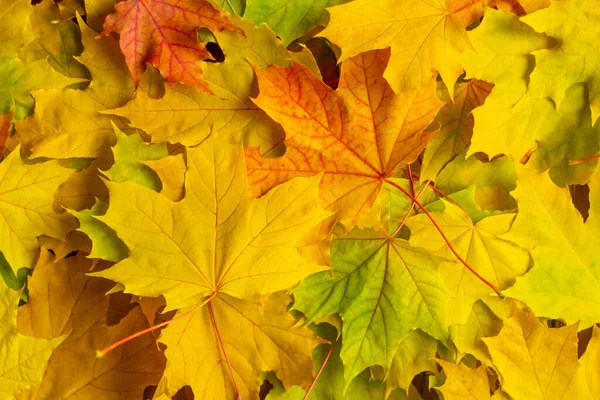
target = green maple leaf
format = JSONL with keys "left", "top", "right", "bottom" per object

{"left": 293, "top": 228, "right": 451, "bottom": 387}
{"left": 244, "top": 0, "right": 349, "bottom": 46}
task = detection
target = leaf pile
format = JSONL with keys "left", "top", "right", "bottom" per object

{"left": 1, "top": 0, "right": 600, "bottom": 399}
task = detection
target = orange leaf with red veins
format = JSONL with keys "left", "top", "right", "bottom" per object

{"left": 246, "top": 49, "right": 444, "bottom": 227}
{"left": 102, "top": 0, "right": 243, "bottom": 92}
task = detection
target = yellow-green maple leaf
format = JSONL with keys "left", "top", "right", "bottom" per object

{"left": 0, "top": 283, "right": 63, "bottom": 398}
{"left": 460, "top": 7, "right": 552, "bottom": 91}
{"left": 319, "top": 0, "right": 488, "bottom": 97}
{"left": 90, "top": 134, "right": 328, "bottom": 310}
{"left": 449, "top": 299, "right": 503, "bottom": 364}
{"left": 483, "top": 303, "right": 580, "bottom": 400}
{"left": 503, "top": 165, "right": 600, "bottom": 326}
{"left": 385, "top": 330, "right": 439, "bottom": 396}
{"left": 244, "top": 0, "right": 348, "bottom": 46}
{"left": 407, "top": 200, "right": 529, "bottom": 324}
{"left": 15, "top": 16, "right": 134, "bottom": 159}
{"left": 19, "top": 1, "right": 90, "bottom": 81}
{"left": 523, "top": 0, "right": 600, "bottom": 122}
{"left": 0, "top": 56, "right": 83, "bottom": 119}
{"left": 293, "top": 228, "right": 451, "bottom": 387}
{"left": 470, "top": 82, "right": 600, "bottom": 187}
{"left": 420, "top": 79, "right": 493, "bottom": 182}
{"left": 0, "top": 147, "right": 76, "bottom": 270}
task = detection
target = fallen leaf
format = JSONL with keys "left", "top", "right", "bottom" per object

{"left": 102, "top": 0, "right": 243, "bottom": 91}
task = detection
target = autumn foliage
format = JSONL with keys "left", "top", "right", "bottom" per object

{"left": 2, "top": 0, "right": 600, "bottom": 399}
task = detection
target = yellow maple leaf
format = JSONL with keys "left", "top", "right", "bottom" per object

{"left": 16, "top": 250, "right": 166, "bottom": 399}
{"left": 91, "top": 133, "right": 329, "bottom": 309}
{"left": 483, "top": 302, "right": 580, "bottom": 400}
{"left": 0, "top": 283, "right": 63, "bottom": 398}
{"left": 0, "top": 0, "right": 36, "bottom": 58}
{"left": 0, "top": 147, "right": 76, "bottom": 271}
{"left": 319, "top": 0, "right": 488, "bottom": 97}
{"left": 435, "top": 360, "right": 491, "bottom": 400}
{"left": 157, "top": 292, "right": 324, "bottom": 399}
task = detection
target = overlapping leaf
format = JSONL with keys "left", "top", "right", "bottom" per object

{"left": 503, "top": 165, "right": 600, "bottom": 326}
{"left": 16, "top": 250, "right": 166, "bottom": 399}
{"left": 319, "top": 0, "right": 488, "bottom": 96}
{"left": 0, "top": 147, "right": 76, "bottom": 271}
{"left": 102, "top": 0, "right": 243, "bottom": 91}
{"left": 293, "top": 228, "right": 451, "bottom": 386}
{"left": 91, "top": 134, "right": 328, "bottom": 309}
{"left": 0, "top": 283, "right": 62, "bottom": 398}
{"left": 246, "top": 49, "right": 444, "bottom": 227}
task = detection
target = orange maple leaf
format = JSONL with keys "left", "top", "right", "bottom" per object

{"left": 246, "top": 49, "right": 445, "bottom": 227}
{"left": 101, "top": 0, "right": 243, "bottom": 92}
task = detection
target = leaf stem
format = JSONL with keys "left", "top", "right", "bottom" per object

{"left": 208, "top": 300, "right": 242, "bottom": 400}
{"left": 390, "top": 181, "right": 429, "bottom": 238}
{"left": 302, "top": 338, "right": 338, "bottom": 400}
{"left": 385, "top": 179, "right": 501, "bottom": 295}
{"left": 426, "top": 183, "right": 470, "bottom": 217}
{"left": 96, "top": 292, "right": 217, "bottom": 358}
{"left": 570, "top": 154, "right": 600, "bottom": 165}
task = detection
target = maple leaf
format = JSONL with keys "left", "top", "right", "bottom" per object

{"left": 523, "top": 0, "right": 600, "bottom": 122}
{"left": 267, "top": 329, "right": 386, "bottom": 400}
{"left": 435, "top": 360, "right": 491, "bottom": 400}
{"left": 319, "top": 0, "right": 487, "bottom": 97}
{"left": 244, "top": 0, "right": 349, "bottom": 46}
{"left": 21, "top": 1, "right": 90, "bottom": 82}
{"left": 293, "top": 228, "right": 451, "bottom": 387}
{"left": 89, "top": 133, "right": 328, "bottom": 309}
{"left": 15, "top": 16, "right": 135, "bottom": 159}
{"left": 104, "top": 16, "right": 314, "bottom": 151}
{"left": 576, "top": 325, "right": 600, "bottom": 399}
{"left": 102, "top": 0, "right": 243, "bottom": 91}
{"left": 385, "top": 330, "right": 439, "bottom": 396}
{"left": 0, "top": 147, "right": 77, "bottom": 271}
{"left": 420, "top": 79, "right": 493, "bottom": 182}
{"left": 502, "top": 165, "right": 600, "bottom": 327}
{"left": 54, "top": 161, "right": 109, "bottom": 212}
{"left": 0, "top": 56, "right": 84, "bottom": 120}
{"left": 246, "top": 49, "right": 444, "bottom": 228}
{"left": 86, "top": 0, "right": 120, "bottom": 31}
{"left": 406, "top": 199, "right": 529, "bottom": 324}
{"left": 0, "top": 283, "right": 63, "bottom": 398}
{"left": 449, "top": 299, "right": 503, "bottom": 364}
{"left": 460, "top": 7, "right": 552, "bottom": 92}
{"left": 104, "top": 125, "right": 171, "bottom": 192}
{"left": 157, "top": 292, "right": 324, "bottom": 399}
{"left": 0, "top": 0, "right": 36, "bottom": 59}
{"left": 483, "top": 302, "right": 580, "bottom": 400}
{"left": 433, "top": 153, "right": 517, "bottom": 212}
{"left": 16, "top": 250, "right": 166, "bottom": 399}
